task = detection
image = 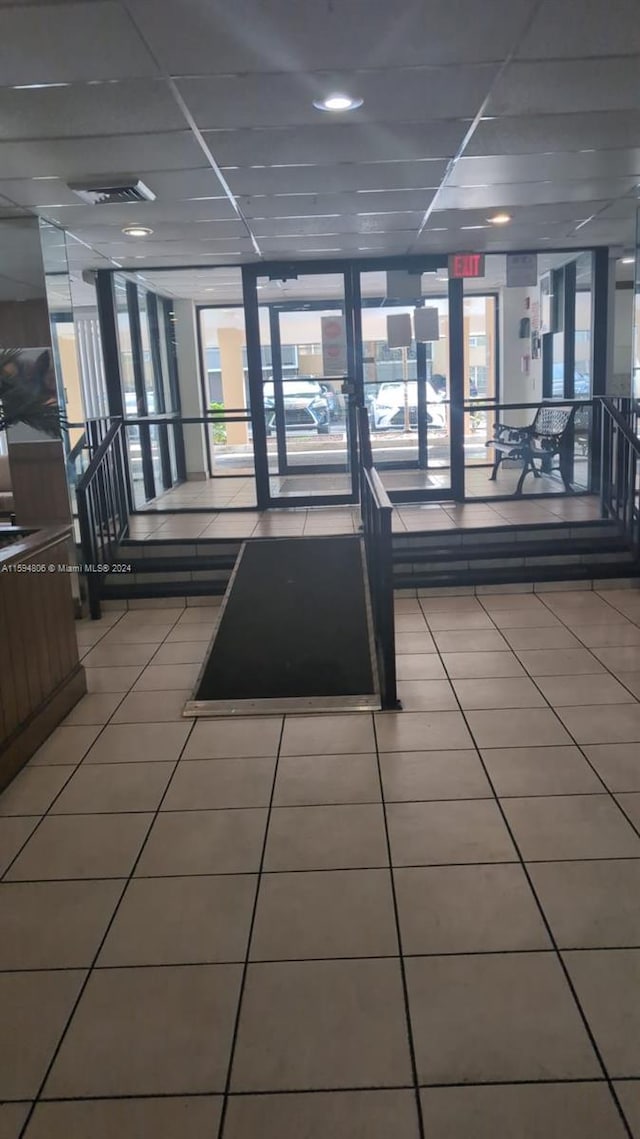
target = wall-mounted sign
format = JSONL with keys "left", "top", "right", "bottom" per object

{"left": 414, "top": 307, "right": 440, "bottom": 342}
{"left": 386, "top": 270, "right": 420, "bottom": 302}
{"left": 386, "top": 312, "right": 412, "bottom": 349}
{"left": 321, "top": 315, "right": 347, "bottom": 375}
{"left": 448, "top": 253, "right": 485, "bottom": 279}
{"left": 506, "top": 252, "right": 538, "bottom": 288}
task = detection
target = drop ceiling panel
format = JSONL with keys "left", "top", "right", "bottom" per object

{"left": 451, "top": 151, "right": 640, "bottom": 186}
{"left": 468, "top": 113, "right": 640, "bottom": 156}
{"left": 131, "top": 0, "right": 532, "bottom": 73}
{"left": 567, "top": 217, "right": 634, "bottom": 243}
{"left": 0, "top": 2, "right": 159, "bottom": 85}
{"left": 250, "top": 211, "right": 424, "bottom": 237}
{"left": 71, "top": 220, "right": 248, "bottom": 242}
{"left": 224, "top": 160, "right": 448, "bottom": 196}
{"left": 489, "top": 59, "right": 640, "bottom": 117}
{"left": 133, "top": 168, "right": 225, "bottom": 201}
{"left": 0, "top": 80, "right": 184, "bottom": 141}
{"left": 437, "top": 180, "right": 639, "bottom": 211}
{"left": 39, "top": 200, "right": 239, "bottom": 228}
{"left": 430, "top": 202, "right": 610, "bottom": 227}
{"left": 0, "top": 132, "right": 208, "bottom": 179}
{"left": 93, "top": 238, "right": 256, "bottom": 256}
{"left": 177, "top": 65, "right": 497, "bottom": 129}
{"left": 517, "top": 0, "right": 640, "bottom": 58}
{"left": 241, "top": 190, "right": 436, "bottom": 217}
{"left": 204, "top": 122, "right": 467, "bottom": 167}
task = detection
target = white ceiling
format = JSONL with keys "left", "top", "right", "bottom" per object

{"left": 0, "top": 0, "right": 638, "bottom": 277}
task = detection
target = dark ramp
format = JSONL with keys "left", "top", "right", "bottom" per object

{"left": 185, "top": 536, "right": 378, "bottom": 715}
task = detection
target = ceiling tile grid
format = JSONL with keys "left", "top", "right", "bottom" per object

{"left": 0, "top": 0, "right": 638, "bottom": 271}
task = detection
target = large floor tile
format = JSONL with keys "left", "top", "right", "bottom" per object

{"left": 44, "top": 964, "right": 241, "bottom": 1096}
{"left": 453, "top": 677, "right": 546, "bottom": 710}
{"left": 280, "top": 714, "right": 375, "bottom": 756}
{"left": 223, "top": 1090, "right": 419, "bottom": 1139}
{"left": 386, "top": 799, "right": 516, "bottom": 866}
{"left": 98, "top": 874, "right": 257, "bottom": 965}
{"left": 375, "top": 711, "right": 473, "bottom": 752}
{"left": 502, "top": 626, "right": 583, "bottom": 650}
{"left": 184, "top": 717, "right": 283, "bottom": 759}
{"left": 530, "top": 859, "right": 640, "bottom": 948}
{"left": 490, "top": 608, "right": 563, "bottom": 629}
{"left": 441, "top": 651, "right": 526, "bottom": 678}
{"left": 0, "top": 879, "right": 123, "bottom": 968}
{"left": 0, "top": 766, "right": 75, "bottom": 816}
{"left": 395, "top": 863, "right": 549, "bottom": 954}
{"left": 466, "top": 708, "right": 572, "bottom": 748}
{"left": 396, "top": 679, "right": 457, "bottom": 709}
{"left": 85, "top": 666, "right": 143, "bottom": 694}
{"left": 564, "top": 949, "right": 640, "bottom": 1076}
{"left": 264, "top": 805, "right": 388, "bottom": 871}
{"left": 379, "top": 750, "right": 491, "bottom": 801}
{"left": 614, "top": 1082, "right": 640, "bottom": 1139}
{"left": 51, "top": 762, "right": 174, "bottom": 814}
{"left": 162, "top": 757, "right": 276, "bottom": 810}
{"left": 557, "top": 704, "right": 640, "bottom": 744}
{"left": 110, "top": 690, "right": 191, "bottom": 723}
{"left": 272, "top": 753, "right": 380, "bottom": 806}
{"left": 573, "top": 624, "right": 640, "bottom": 648}
{"left": 0, "top": 970, "right": 85, "bottom": 1099}
{"left": 420, "top": 1082, "right": 627, "bottom": 1139}
{"left": 397, "top": 655, "right": 448, "bottom": 680}
{"left": 592, "top": 646, "right": 640, "bottom": 672}
{"left": 0, "top": 1103, "right": 30, "bottom": 1139}
{"left": 406, "top": 952, "right": 599, "bottom": 1084}
{"left": 5, "top": 813, "right": 153, "bottom": 881}
{"left": 425, "top": 610, "right": 495, "bottom": 631}
{"left": 503, "top": 795, "right": 640, "bottom": 861}
{"left": 618, "top": 792, "right": 640, "bottom": 830}
{"left": 84, "top": 721, "right": 192, "bottom": 764}
{"left": 100, "top": 624, "right": 169, "bottom": 645}
{"left": 396, "top": 630, "right": 437, "bottom": 654}
{"left": 432, "top": 630, "right": 510, "bottom": 653}
{"left": 135, "top": 809, "right": 268, "bottom": 876}
{"left": 231, "top": 958, "right": 412, "bottom": 1090}
{"left": 63, "top": 693, "right": 124, "bottom": 726}
{"left": 584, "top": 743, "right": 640, "bottom": 791}
{"left": 250, "top": 869, "right": 397, "bottom": 960}
{"left": 515, "top": 649, "right": 605, "bottom": 676}
{"left": 152, "top": 640, "right": 208, "bottom": 665}
{"left": 481, "top": 745, "right": 604, "bottom": 797}
{"left": 24, "top": 1097, "right": 222, "bottom": 1139}
{"left": 0, "top": 817, "right": 39, "bottom": 876}
{"left": 133, "top": 663, "right": 201, "bottom": 691}
{"left": 536, "top": 674, "right": 635, "bottom": 706}
{"left": 28, "top": 725, "right": 101, "bottom": 766}
{"left": 81, "top": 642, "right": 158, "bottom": 668}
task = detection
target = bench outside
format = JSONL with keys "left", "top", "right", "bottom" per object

{"left": 486, "top": 404, "right": 578, "bottom": 496}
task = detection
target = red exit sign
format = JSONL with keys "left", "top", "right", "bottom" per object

{"left": 449, "top": 253, "right": 486, "bottom": 279}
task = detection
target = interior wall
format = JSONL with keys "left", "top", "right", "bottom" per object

{"left": 172, "top": 299, "right": 208, "bottom": 480}
{"left": 612, "top": 285, "right": 633, "bottom": 396}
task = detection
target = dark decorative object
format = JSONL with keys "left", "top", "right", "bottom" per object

{"left": 0, "top": 347, "right": 65, "bottom": 437}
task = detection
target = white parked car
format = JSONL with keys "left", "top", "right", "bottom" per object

{"left": 369, "top": 381, "right": 447, "bottom": 431}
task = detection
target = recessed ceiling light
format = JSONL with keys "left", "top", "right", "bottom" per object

{"left": 621, "top": 256, "right": 635, "bottom": 265}
{"left": 313, "top": 93, "right": 363, "bottom": 112}
{"left": 488, "top": 212, "right": 512, "bottom": 225}
{"left": 122, "top": 225, "right": 153, "bottom": 237}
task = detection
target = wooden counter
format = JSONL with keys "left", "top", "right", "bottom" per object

{"left": 0, "top": 523, "right": 86, "bottom": 790}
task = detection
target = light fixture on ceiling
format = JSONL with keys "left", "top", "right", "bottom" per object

{"left": 122, "top": 225, "right": 153, "bottom": 238}
{"left": 488, "top": 212, "right": 512, "bottom": 225}
{"left": 313, "top": 93, "right": 363, "bottom": 112}
{"left": 621, "top": 256, "right": 635, "bottom": 265}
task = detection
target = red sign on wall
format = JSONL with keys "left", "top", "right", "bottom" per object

{"left": 448, "top": 253, "right": 486, "bottom": 279}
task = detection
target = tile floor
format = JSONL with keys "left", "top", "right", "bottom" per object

{"left": 127, "top": 491, "right": 603, "bottom": 541}
{"left": 1, "top": 585, "right": 640, "bottom": 1136}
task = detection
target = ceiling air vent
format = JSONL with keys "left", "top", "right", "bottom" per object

{"left": 67, "top": 177, "right": 156, "bottom": 205}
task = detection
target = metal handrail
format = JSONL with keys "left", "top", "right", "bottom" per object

{"left": 357, "top": 406, "right": 399, "bottom": 710}
{"left": 76, "top": 418, "right": 129, "bottom": 619}
{"left": 599, "top": 397, "right": 640, "bottom": 564}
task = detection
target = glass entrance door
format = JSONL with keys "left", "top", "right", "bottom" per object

{"left": 359, "top": 268, "right": 453, "bottom": 499}
{"left": 253, "top": 271, "right": 358, "bottom": 504}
